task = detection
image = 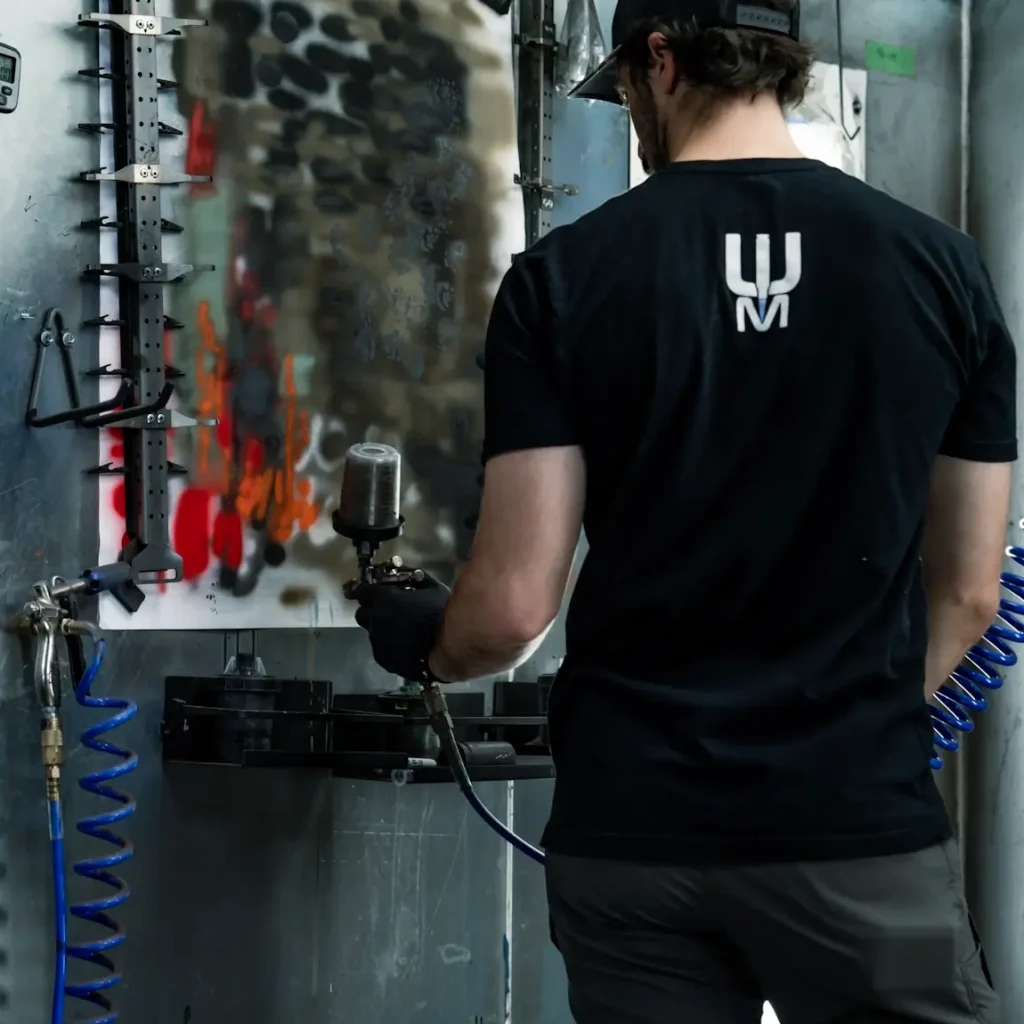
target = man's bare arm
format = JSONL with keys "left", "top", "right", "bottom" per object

{"left": 429, "top": 446, "right": 586, "bottom": 682}
{"left": 921, "top": 455, "right": 1012, "bottom": 698}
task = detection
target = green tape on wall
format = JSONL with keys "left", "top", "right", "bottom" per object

{"left": 865, "top": 41, "right": 916, "bottom": 77}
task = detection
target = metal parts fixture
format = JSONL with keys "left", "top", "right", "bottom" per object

{"left": 26, "top": 1, "right": 214, "bottom": 596}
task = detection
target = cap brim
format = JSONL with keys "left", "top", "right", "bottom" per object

{"left": 567, "top": 47, "right": 622, "bottom": 104}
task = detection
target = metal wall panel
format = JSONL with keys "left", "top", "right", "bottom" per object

{"left": 802, "top": 0, "right": 964, "bottom": 224}
{"left": 966, "top": 2, "right": 1024, "bottom": 1019}
{"left": 0, "top": 1, "right": 967, "bottom": 1023}
{"left": 0, "top": 0, "right": 513, "bottom": 1015}
{"left": 0, "top": 1, "right": 101, "bottom": 1015}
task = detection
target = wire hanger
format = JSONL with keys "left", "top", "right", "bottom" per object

{"left": 835, "top": 0, "right": 861, "bottom": 141}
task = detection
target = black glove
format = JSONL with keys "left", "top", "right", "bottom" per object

{"left": 354, "top": 572, "right": 451, "bottom": 680}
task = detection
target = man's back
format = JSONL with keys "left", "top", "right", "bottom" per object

{"left": 356, "top": 4, "right": 1013, "bottom": 1018}
{"left": 526, "top": 159, "right": 1017, "bottom": 862}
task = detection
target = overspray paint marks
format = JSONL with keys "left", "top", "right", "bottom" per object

{"left": 235, "top": 354, "right": 321, "bottom": 541}
{"left": 865, "top": 40, "right": 916, "bottom": 77}
{"left": 402, "top": 344, "right": 425, "bottom": 380}
{"left": 174, "top": 488, "right": 214, "bottom": 581}
{"left": 288, "top": 353, "right": 316, "bottom": 398}
{"left": 112, "top": 480, "right": 126, "bottom": 518}
{"left": 186, "top": 100, "right": 219, "bottom": 192}
{"left": 212, "top": 510, "right": 244, "bottom": 570}
{"left": 190, "top": 299, "right": 239, "bottom": 532}
{"left": 95, "top": 0, "right": 523, "bottom": 631}
{"left": 106, "top": 430, "right": 127, "bottom": 525}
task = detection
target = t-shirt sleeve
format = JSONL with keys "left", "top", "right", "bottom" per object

{"left": 939, "top": 255, "right": 1019, "bottom": 463}
{"left": 481, "top": 253, "right": 579, "bottom": 462}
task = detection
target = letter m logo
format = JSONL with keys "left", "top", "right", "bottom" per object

{"left": 725, "top": 233, "right": 803, "bottom": 333}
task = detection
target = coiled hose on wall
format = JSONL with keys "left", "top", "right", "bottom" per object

{"left": 929, "top": 545, "right": 1024, "bottom": 770}
{"left": 50, "top": 638, "right": 138, "bottom": 1024}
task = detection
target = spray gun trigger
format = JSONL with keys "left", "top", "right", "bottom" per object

{"left": 343, "top": 558, "right": 427, "bottom": 599}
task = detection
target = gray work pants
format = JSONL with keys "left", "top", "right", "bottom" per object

{"left": 546, "top": 841, "right": 999, "bottom": 1023}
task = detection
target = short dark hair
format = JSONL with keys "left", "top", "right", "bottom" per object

{"left": 619, "top": 1, "right": 815, "bottom": 108}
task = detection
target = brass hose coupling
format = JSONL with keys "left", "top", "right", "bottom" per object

{"left": 40, "top": 707, "right": 63, "bottom": 801}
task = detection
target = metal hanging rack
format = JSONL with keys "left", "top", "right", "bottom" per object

{"left": 25, "top": 1, "right": 213, "bottom": 596}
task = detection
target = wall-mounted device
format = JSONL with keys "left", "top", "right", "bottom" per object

{"left": 0, "top": 43, "right": 21, "bottom": 113}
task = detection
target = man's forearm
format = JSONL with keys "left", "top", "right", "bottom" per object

{"left": 428, "top": 565, "right": 551, "bottom": 683}
{"left": 924, "top": 596, "right": 995, "bottom": 699}
{"left": 430, "top": 626, "right": 545, "bottom": 683}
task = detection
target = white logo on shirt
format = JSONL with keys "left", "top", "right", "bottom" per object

{"left": 725, "top": 233, "right": 803, "bottom": 333}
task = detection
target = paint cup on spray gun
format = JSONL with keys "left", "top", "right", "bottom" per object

{"left": 333, "top": 443, "right": 405, "bottom": 594}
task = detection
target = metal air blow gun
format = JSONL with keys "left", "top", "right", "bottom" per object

{"left": 18, "top": 573, "right": 118, "bottom": 798}
{"left": 18, "top": 562, "right": 140, "bottom": 794}
{"left": 17, "top": 561, "right": 142, "bottom": 1022}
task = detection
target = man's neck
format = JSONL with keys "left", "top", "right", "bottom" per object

{"left": 669, "top": 93, "right": 806, "bottom": 163}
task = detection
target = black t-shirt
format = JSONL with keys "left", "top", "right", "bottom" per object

{"left": 482, "top": 159, "right": 1019, "bottom": 865}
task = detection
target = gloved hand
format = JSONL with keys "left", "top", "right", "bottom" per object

{"left": 354, "top": 572, "right": 451, "bottom": 680}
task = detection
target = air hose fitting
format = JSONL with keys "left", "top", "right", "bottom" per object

{"left": 421, "top": 682, "right": 546, "bottom": 865}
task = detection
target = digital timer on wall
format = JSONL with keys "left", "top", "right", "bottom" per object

{"left": 0, "top": 43, "right": 21, "bottom": 113}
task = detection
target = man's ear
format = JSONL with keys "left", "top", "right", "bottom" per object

{"left": 646, "top": 31, "right": 676, "bottom": 93}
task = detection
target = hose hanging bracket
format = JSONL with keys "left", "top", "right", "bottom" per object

{"left": 25, "top": 309, "right": 132, "bottom": 428}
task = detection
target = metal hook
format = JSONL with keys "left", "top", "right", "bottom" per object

{"left": 25, "top": 308, "right": 133, "bottom": 428}
{"left": 79, "top": 382, "right": 175, "bottom": 428}
{"left": 835, "top": 0, "right": 861, "bottom": 141}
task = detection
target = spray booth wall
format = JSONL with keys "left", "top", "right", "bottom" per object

{"left": 967, "top": 1, "right": 1024, "bottom": 1020}
{"left": 0, "top": 0, "right": 968, "bottom": 1021}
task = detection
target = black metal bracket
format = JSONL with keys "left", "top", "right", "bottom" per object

{"left": 78, "top": 120, "right": 184, "bottom": 137}
{"left": 83, "top": 261, "right": 213, "bottom": 283}
{"left": 516, "top": 0, "right": 561, "bottom": 243}
{"left": 79, "top": 382, "right": 174, "bottom": 429}
{"left": 79, "top": 216, "right": 121, "bottom": 231}
{"left": 82, "top": 164, "right": 211, "bottom": 186}
{"left": 77, "top": 10, "right": 206, "bottom": 35}
{"left": 87, "top": 459, "right": 187, "bottom": 476}
{"left": 162, "top": 675, "right": 555, "bottom": 784}
{"left": 78, "top": 67, "right": 123, "bottom": 83}
{"left": 25, "top": 308, "right": 133, "bottom": 428}
{"left": 514, "top": 173, "right": 579, "bottom": 199}
{"left": 75, "top": 0, "right": 211, "bottom": 584}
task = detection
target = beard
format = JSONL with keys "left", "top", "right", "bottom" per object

{"left": 629, "top": 82, "right": 671, "bottom": 174}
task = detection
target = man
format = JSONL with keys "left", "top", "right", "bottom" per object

{"left": 354, "top": 0, "right": 1016, "bottom": 1020}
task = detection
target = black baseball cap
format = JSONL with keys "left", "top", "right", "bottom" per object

{"left": 569, "top": 0, "right": 800, "bottom": 104}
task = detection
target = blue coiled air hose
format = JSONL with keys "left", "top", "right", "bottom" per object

{"left": 50, "top": 637, "right": 139, "bottom": 1024}
{"left": 929, "top": 545, "right": 1024, "bottom": 770}
{"left": 48, "top": 772, "right": 68, "bottom": 1024}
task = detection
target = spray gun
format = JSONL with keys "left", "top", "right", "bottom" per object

{"left": 334, "top": 442, "right": 429, "bottom": 698}
{"left": 334, "top": 443, "right": 546, "bottom": 864}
